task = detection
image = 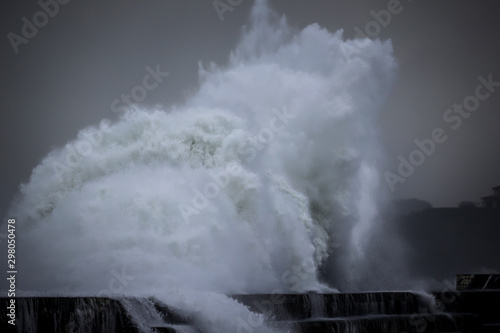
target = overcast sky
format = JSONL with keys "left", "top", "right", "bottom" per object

{"left": 1, "top": 0, "right": 500, "bottom": 218}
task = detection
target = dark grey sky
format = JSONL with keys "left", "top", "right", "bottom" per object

{"left": 1, "top": 0, "right": 500, "bottom": 218}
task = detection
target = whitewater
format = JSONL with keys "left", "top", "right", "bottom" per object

{"left": 3, "top": 0, "right": 399, "bottom": 331}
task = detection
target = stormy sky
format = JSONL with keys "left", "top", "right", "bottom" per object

{"left": 1, "top": 0, "right": 500, "bottom": 218}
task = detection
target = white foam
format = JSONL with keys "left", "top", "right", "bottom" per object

{"left": 6, "top": 0, "right": 397, "bottom": 331}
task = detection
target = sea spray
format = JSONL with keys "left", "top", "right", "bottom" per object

{"left": 4, "top": 0, "right": 397, "bottom": 330}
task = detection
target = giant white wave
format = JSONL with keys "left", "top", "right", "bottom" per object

{"left": 4, "top": 0, "right": 397, "bottom": 331}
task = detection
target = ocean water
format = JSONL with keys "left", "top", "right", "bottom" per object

{"left": 4, "top": 0, "right": 398, "bottom": 331}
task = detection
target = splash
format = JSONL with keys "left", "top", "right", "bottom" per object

{"left": 4, "top": 0, "right": 397, "bottom": 331}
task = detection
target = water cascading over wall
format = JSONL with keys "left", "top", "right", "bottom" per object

{"left": 1, "top": 0, "right": 407, "bottom": 331}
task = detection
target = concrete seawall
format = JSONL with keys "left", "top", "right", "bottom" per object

{"left": 1, "top": 291, "right": 498, "bottom": 332}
